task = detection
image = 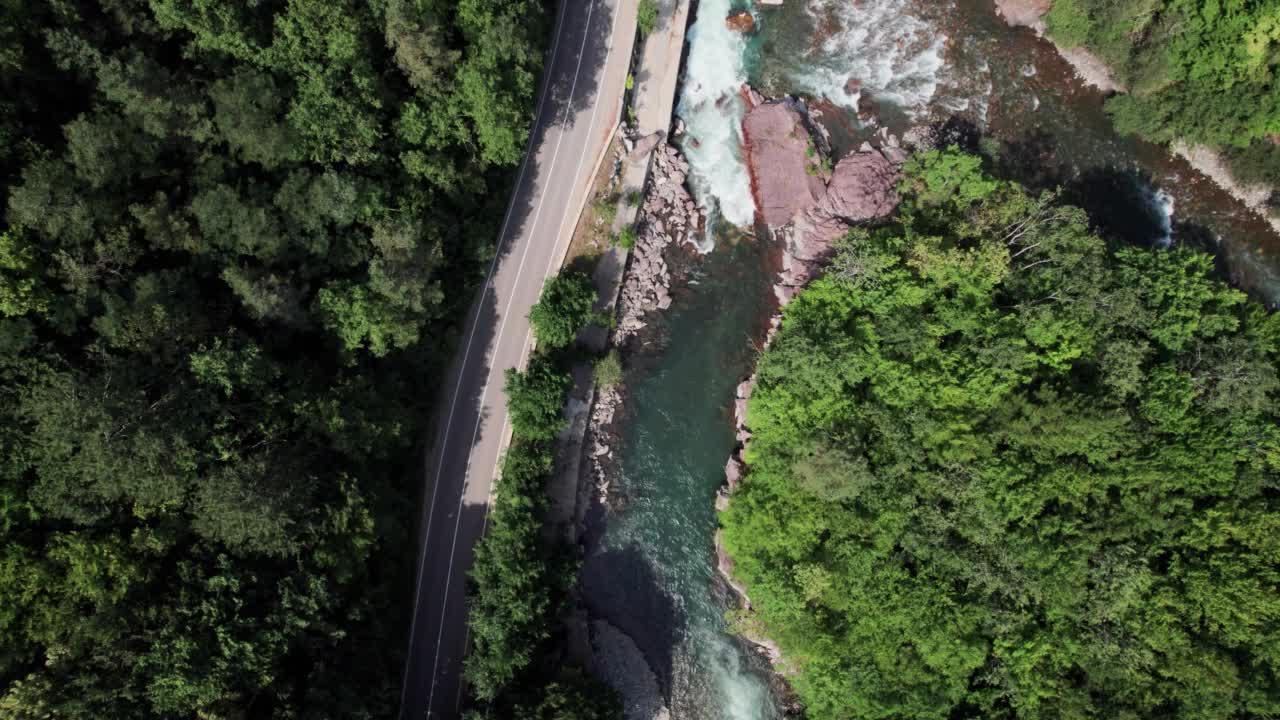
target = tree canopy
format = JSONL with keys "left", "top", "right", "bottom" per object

{"left": 0, "top": 0, "right": 547, "bottom": 716}
{"left": 529, "top": 271, "right": 604, "bottom": 349}
{"left": 722, "top": 150, "right": 1280, "bottom": 720}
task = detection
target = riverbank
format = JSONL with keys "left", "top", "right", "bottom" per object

{"left": 992, "top": 0, "right": 1280, "bottom": 236}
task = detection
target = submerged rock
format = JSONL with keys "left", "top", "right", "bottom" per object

{"left": 590, "top": 621, "right": 671, "bottom": 720}
{"left": 726, "top": 10, "right": 755, "bottom": 34}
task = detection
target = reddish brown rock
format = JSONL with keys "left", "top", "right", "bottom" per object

{"left": 742, "top": 98, "right": 828, "bottom": 230}
{"left": 776, "top": 149, "right": 902, "bottom": 291}
{"left": 726, "top": 10, "right": 755, "bottom": 33}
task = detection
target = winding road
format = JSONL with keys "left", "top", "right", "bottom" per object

{"left": 398, "top": 1, "right": 636, "bottom": 718}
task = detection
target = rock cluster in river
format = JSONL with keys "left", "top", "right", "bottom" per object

{"left": 741, "top": 86, "right": 905, "bottom": 304}
{"left": 615, "top": 143, "right": 704, "bottom": 345}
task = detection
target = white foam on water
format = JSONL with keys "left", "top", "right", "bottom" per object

{"left": 672, "top": 626, "right": 777, "bottom": 720}
{"left": 1150, "top": 187, "right": 1176, "bottom": 246}
{"left": 676, "top": 0, "right": 757, "bottom": 230}
{"left": 793, "top": 0, "right": 947, "bottom": 117}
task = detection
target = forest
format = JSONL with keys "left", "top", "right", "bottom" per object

{"left": 1045, "top": 0, "right": 1280, "bottom": 189}
{"left": 0, "top": 0, "right": 547, "bottom": 717}
{"left": 722, "top": 150, "right": 1280, "bottom": 719}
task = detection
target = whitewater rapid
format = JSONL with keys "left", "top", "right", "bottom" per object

{"left": 793, "top": 0, "right": 947, "bottom": 116}
{"left": 676, "top": 0, "right": 756, "bottom": 231}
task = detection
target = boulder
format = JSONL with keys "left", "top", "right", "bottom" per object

{"left": 993, "top": 0, "right": 1051, "bottom": 31}
{"left": 783, "top": 149, "right": 901, "bottom": 284}
{"left": 725, "top": 456, "right": 744, "bottom": 490}
{"left": 629, "top": 130, "right": 666, "bottom": 161}
{"left": 741, "top": 97, "right": 828, "bottom": 229}
{"left": 726, "top": 10, "right": 755, "bottom": 33}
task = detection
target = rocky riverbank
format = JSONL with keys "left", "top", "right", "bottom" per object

{"left": 585, "top": 141, "right": 705, "bottom": 507}
{"left": 614, "top": 142, "right": 706, "bottom": 346}
{"left": 575, "top": 140, "right": 706, "bottom": 720}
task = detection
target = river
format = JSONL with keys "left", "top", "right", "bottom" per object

{"left": 582, "top": 1, "right": 1280, "bottom": 718}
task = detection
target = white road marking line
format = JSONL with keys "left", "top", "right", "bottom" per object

{"left": 398, "top": 1, "right": 570, "bottom": 717}
{"left": 455, "top": 11, "right": 624, "bottom": 712}
{"left": 492, "top": 0, "right": 623, "bottom": 517}
{"left": 423, "top": 0, "right": 605, "bottom": 716}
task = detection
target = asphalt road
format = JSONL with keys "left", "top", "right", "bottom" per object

{"left": 399, "top": 1, "right": 634, "bottom": 718}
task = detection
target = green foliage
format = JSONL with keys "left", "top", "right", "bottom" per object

{"left": 529, "top": 271, "right": 601, "bottom": 349}
{"left": 504, "top": 356, "right": 571, "bottom": 442}
{"left": 0, "top": 0, "right": 548, "bottom": 717}
{"left": 594, "top": 194, "right": 619, "bottom": 228}
{"left": 593, "top": 350, "right": 623, "bottom": 389}
{"left": 465, "top": 440, "right": 556, "bottom": 701}
{"left": 0, "top": 230, "right": 46, "bottom": 317}
{"left": 467, "top": 307, "right": 619, "bottom": 716}
{"left": 723, "top": 150, "right": 1280, "bottom": 720}
{"left": 1047, "top": 0, "right": 1280, "bottom": 189}
{"left": 1045, "top": 0, "right": 1091, "bottom": 47}
{"left": 466, "top": 668, "right": 622, "bottom": 720}
{"left": 637, "top": 0, "right": 660, "bottom": 37}
{"left": 614, "top": 225, "right": 638, "bottom": 250}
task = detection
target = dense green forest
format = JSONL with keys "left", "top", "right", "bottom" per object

{"left": 1045, "top": 0, "right": 1280, "bottom": 190}
{"left": 723, "top": 150, "right": 1280, "bottom": 719}
{"left": 0, "top": 0, "right": 547, "bottom": 716}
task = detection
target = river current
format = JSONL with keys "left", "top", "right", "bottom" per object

{"left": 584, "top": 1, "right": 1280, "bottom": 718}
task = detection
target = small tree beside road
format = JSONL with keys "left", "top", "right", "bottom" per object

{"left": 504, "top": 356, "right": 571, "bottom": 441}
{"left": 528, "top": 271, "right": 602, "bottom": 349}
{"left": 637, "top": 0, "right": 659, "bottom": 37}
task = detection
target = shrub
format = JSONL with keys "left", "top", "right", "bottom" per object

{"left": 503, "top": 356, "right": 571, "bottom": 441}
{"left": 528, "top": 271, "right": 601, "bottom": 349}
{"left": 593, "top": 195, "right": 618, "bottom": 228}
{"left": 593, "top": 350, "right": 623, "bottom": 389}
{"left": 1044, "top": 0, "right": 1090, "bottom": 48}
{"left": 614, "top": 226, "right": 637, "bottom": 250}
{"left": 637, "top": 0, "right": 659, "bottom": 37}
{"left": 464, "top": 439, "right": 554, "bottom": 700}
